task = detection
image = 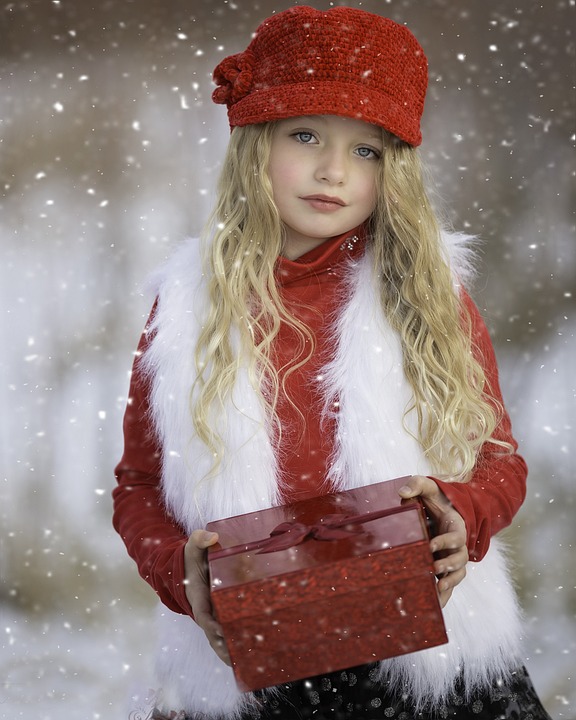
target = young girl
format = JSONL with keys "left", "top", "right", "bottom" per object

{"left": 113, "top": 6, "right": 551, "bottom": 719}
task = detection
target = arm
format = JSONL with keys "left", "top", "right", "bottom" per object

{"left": 112, "top": 313, "right": 193, "bottom": 617}
{"left": 112, "top": 311, "right": 231, "bottom": 663}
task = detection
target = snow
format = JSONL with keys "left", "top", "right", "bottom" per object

{"left": 1, "top": 1, "right": 574, "bottom": 718}
{"left": 1, "top": 604, "right": 155, "bottom": 718}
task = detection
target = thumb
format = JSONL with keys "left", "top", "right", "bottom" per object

{"left": 398, "top": 483, "right": 418, "bottom": 497}
{"left": 397, "top": 476, "right": 421, "bottom": 497}
{"left": 397, "top": 475, "right": 432, "bottom": 498}
{"left": 190, "top": 529, "right": 219, "bottom": 549}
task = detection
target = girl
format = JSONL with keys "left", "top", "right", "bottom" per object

{"left": 113, "top": 6, "right": 551, "bottom": 719}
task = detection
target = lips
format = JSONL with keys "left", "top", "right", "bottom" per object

{"left": 302, "top": 195, "right": 346, "bottom": 207}
{"left": 301, "top": 194, "right": 347, "bottom": 211}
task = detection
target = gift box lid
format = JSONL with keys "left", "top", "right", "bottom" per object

{"left": 207, "top": 477, "right": 432, "bottom": 616}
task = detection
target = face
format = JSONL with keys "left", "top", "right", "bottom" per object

{"left": 268, "top": 115, "right": 382, "bottom": 260}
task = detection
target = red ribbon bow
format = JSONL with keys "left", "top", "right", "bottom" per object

{"left": 259, "top": 514, "right": 363, "bottom": 554}
{"left": 209, "top": 503, "right": 418, "bottom": 561}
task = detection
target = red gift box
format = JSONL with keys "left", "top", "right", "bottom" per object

{"left": 206, "top": 476, "right": 447, "bottom": 692}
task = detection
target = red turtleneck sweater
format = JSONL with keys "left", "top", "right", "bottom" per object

{"left": 113, "top": 232, "right": 527, "bottom": 617}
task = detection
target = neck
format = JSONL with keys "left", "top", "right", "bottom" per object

{"left": 280, "top": 225, "right": 365, "bottom": 261}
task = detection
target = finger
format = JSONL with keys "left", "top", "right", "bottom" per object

{"left": 190, "top": 604, "right": 230, "bottom": 666}
{"left": 398, "top": 475, "right": 438, "bottom": 499}
{"left": 433, "top": 547, "right": 468, "bottom": 578}
{"left": 191, "top": 602, "right": 230, "bottom": 666}
{"left": 437, "top": 566, "right": 467, "bottom": 595}
{"left": 184, "top": 531, "right": 231, "bottom": 665}
{"left": 437, "top": 584, "right": 454, "bottom": 609}
{"left": 189, "top": 585, "right": 220, "bottom": 630}
{"left": 186, "top": 555, "right": 222, "bottom": 630}
{"left": 209, "top": 634, "right": 232, "bottom": 666}
{"left": 430, "top": 529, "right": 467, "bottom": 555}
{"left": 186, "top": 531, "right": 220, "bottom": 584}
{"left": 399, "top": 478, "right": 456, "bottom": 525}
{"left": 190, "top": 594, "right": 229, "bottom": 663}
{"left": 185, "top": 532, "right": 220, "bottom": 626}
{"left": 188, "top": 578, "right": 230, "bottom": 665}
{"left": 189, "top": 529, "right": 220, "bottom": 549}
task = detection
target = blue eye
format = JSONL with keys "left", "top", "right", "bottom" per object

{"left": 294, "top": 131, "right": 316, "bottom": 144}
{"left": 356, "top": 146, "right": 380, "bottom": 159}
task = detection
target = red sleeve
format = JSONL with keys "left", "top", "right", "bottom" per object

{"left": 112, "top": 307, "right": 194, "bottom": 618}
{"left": 433, "top": 291, "right": 528, "bottom": 562}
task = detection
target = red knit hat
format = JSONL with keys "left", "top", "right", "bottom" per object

{"left": 212, "top": 5, "right": 428, "bottom": 146}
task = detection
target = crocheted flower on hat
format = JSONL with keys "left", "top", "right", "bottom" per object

{"left": 212, "top": 50, "right": 255, "bottom": 106}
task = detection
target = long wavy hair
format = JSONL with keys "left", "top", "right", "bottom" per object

{"left": 193, "top": 122, "right": 510, "bottom": 479}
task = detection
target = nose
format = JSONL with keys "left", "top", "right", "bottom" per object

{"left": 314, "top": 147, "right": 347, "bottom": 185}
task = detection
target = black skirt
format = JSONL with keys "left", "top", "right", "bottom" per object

{"left": 154, "top": 663, "right": 552, "bottom": 720}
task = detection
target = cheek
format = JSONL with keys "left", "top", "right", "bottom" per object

{"left": 268, "top": 154, "right": 290, "bottom": 196}
{"left": 359, "top": 170, "right": 379, "bottom": 212}
{"left": 269, "top": 158, "right": 302, "bottom": 208}
{"left": 268, "top": 146, "right": 298, "bottom": 186}
{"left": 273, "top": 157, "right": 297, "bottom": 181}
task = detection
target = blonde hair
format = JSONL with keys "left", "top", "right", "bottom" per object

{"left": 369, "top": 134, "right": 509, "bottom": 477}
{"left": 193, "top": 123, "right": 509, "bottom": 479}
{"left": 193, "top": 123, "right": 313, "bottom": 463}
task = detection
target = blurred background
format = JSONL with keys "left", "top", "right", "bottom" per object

{"left": 1, "top": 1, "right": 574, "bottom": 718}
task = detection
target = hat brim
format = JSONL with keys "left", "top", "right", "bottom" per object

{"left": 227, "top": 80, "right": 422, "bottom": 147}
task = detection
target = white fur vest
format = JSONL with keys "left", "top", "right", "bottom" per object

{"left": 142, "top": 234, "right": 524, "bottom": 718}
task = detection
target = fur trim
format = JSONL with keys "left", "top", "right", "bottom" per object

{"left": 376, "top": 538, "right": 524, "bottom": 710}
{"left": 322, "top": 244, "right": 433, "bottom": 491}
{"left": 440, "top": 229, "right": 478, "bottom": 290}
{"left": 141, "top": 237, "right": 281, "bottom": 531}
{"left": 143, "top": 232, "right": 523, "bottom": 716}
{"left": 154, "top": 605, "right": 250, "bottom": 718}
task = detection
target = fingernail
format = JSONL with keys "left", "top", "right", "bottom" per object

{"left": 398, "top": 485, "right": 412, "bottom": 495}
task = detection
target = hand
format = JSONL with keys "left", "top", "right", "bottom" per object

{"left": 184, "top": 529, "right": 231, "bottom": 665}
{"left": 398, "top": 475, "right": 468, "bottom": 608}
